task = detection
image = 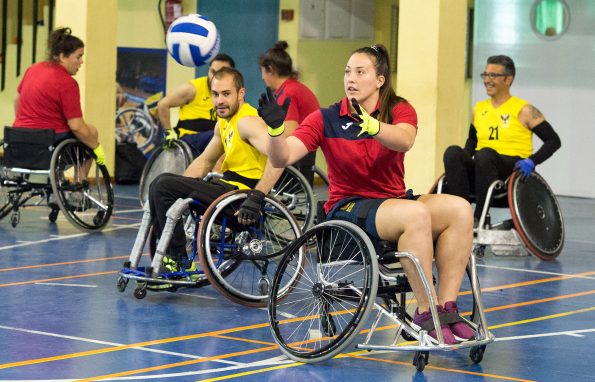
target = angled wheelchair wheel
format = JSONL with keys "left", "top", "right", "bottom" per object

{"left": 49, "top": 139, "right": 114, "bottom": 232}
{"left": 138, "top": 140, "right": 193, "bottom": 206}
{"left": 271, "top": 166, "right": 316, "bottom": 232}
{"left": 508, "top": 172, "right": 564, "bottom": 260}
{"left": 0, "top": 162, "right": 11, "bottom": 220}
{"left": 115, "top": 107, "right": 157, "bottom": 151}
{"left": 268, "top": 220, "right": 379, "bottom": 363}
{"left": 198, "top": 190, "right": 303, "bottom": 307}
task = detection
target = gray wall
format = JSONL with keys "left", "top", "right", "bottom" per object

{"left": 473, "top": 0, "right": 595, "bottom": 198}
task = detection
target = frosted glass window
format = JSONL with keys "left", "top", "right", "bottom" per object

{"left": 530, "top": 0, "right": 570, "bottom": 40}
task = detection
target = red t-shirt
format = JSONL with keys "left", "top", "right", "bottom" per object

{"left": 13, "top": 61, "right": 83, "bottom": 134}
{"left": 275, "top": 78, "right": 319, "bottom": 124}
{"left": 293, "top": 97, "right": 418, "bottom": 212}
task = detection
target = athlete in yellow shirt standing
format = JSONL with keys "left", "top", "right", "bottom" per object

{"left": 157, "top": 53, "right": 235, "bottom": 157}
{"left": 148, "top": 67, "right": 284, "bottom": 273}
{"left": 443, "top": 55, "right": 561, "bottom": 224}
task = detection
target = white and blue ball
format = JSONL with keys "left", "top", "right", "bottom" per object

{"left": 166, "top": 14, "right": 220, "bottom": 67}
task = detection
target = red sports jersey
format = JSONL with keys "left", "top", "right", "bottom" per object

{"left": 293, "top": 97, "right": 418, "bottom": 212}
{"left": 14, "top": 61, "right": 83, "bottom": 134}
{"left": 275, "top": 78, "right": 319, "bottom": 124}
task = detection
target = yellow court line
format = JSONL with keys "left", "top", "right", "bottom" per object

{"left": 198, "top": 362, "right": 303, "bottom": 382}
{"left": 347, "top": 353, "right": 535, "bottom": 382}
{"left": 212, "top": 334, "right": 278, "bottom": 346}
{"left": 0, "top": 256, "right": 128, "bottom": 272}
{"left": 0, "top": 271, "right": 118, "bottom": 287}
{"left": 0, "top": 321, "right": 272, "bottom": 370}
{"left": 74, "top": 345, "right": 279, "bottom": 382}
{"left": 2, "top": 274, "right": 595, "bottom": 376}
{"left": 489, "top": 305, "right": 595, "bottom": 330}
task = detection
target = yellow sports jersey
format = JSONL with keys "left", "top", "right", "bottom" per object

{"left": 474, "top": 96, "right": 532, "bottom": 158}
{"left": 178, "top": 77, "right": 216, "bottom": 136}
{"left": 219, "top": 103, "right": 267, "bottom": 190}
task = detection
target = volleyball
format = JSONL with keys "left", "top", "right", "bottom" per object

{"left": 166, "top": 14, "right": 220, "bottom": 67}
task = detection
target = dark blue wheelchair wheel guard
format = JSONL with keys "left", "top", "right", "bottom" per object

{"left": 509, "top": 171, "right": 564, "bottom": 260}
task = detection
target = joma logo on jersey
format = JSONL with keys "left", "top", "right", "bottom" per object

{"left": 500, "top": 113, "right": 510, "bottom": 128}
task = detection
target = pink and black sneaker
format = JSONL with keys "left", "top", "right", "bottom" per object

{"left": 443, "top": 301, "right": 475, "bottom": 341}
{"left": 411, "top": 306, "right": 456, "bottom": 345}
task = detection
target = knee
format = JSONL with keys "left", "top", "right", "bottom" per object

{"left": 474, "top": 148, "right": 498, "bottom": 166}
{"left": 443, "top": 145, "right": 466, "bottom": 166}
{"left": 448, "top": 196, "right": 474, "bottom": 229}
{"left": 406, "top": 203, "right": 433, "bottom": 234}
{"left": 149, "top": 173, "right": 174, "bottom": 198}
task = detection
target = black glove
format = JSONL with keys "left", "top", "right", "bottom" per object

{"left": 258, "top": 87, "right": 290, "bottom": 135}
{"left": 237, "top": 190, "right": 266, "bottom": 225}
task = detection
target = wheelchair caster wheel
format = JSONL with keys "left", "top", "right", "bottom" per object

{"left": 470, "top": 345, "right": 486, "bottom": 364}
{"left": 49, "top": 209, "right": 59, "bottom": 222}
{"left": 134, "top": 285, "right": 147, "bottom": 299}
{"left": 117, "top": 277, "right": 129, "bottom": 292}
{"left": 258, "top": 277, "right": 270, "bottom": 295}
{"left": 10, "top": 212, "right": 19, "bottom": 228}
{"left": 93, "top": 211, "right": 106, "bottom": 226}
{"left": 474, "top": 245, "right": 486, "bottom": 258}
{"left": 413, "top": 351, "right": 428, "bottom": 372}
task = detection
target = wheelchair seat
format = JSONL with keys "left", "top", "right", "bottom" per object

{"left": 431, "top": 171, "right": 564, "bottom": 260}
{"left": 1, "top": 127, "right": 113, "bottom": 232}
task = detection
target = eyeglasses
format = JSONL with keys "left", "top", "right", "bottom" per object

{"left": 480, "top": 72, "right": 508, "bottom": 79}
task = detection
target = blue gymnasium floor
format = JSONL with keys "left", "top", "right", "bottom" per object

{"left": 0, "top": 183, "right": 594, "bottom": 382}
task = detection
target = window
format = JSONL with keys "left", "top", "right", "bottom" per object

{"left": 530, "top": 0, "right": 570, "bottom": 40}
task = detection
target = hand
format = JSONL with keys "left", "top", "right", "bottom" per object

{"left": 236, "top": 190, "right": 266, "bottom": 225}
{"left": 351, "top": 98, "right": 380, "bottom": 136}
{"left": 258, "top": 87, "right": 290, "bottom": 136}
{"left": 164, "top": 128, "right": 177, "bottom": 145}
{"left": 93, "top": 144, "right": 106, "bottom": 166}
{"left": 514, "top": 158, "right": 535, "bottom": 180}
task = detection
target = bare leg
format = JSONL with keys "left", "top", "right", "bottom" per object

{"left": 375, "top": 199, "right": 437, "bottom": 312}
{"left": 418, "top": 194, "right": 473, "bottom": 304}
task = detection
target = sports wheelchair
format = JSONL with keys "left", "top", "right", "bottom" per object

{"left": 0, "top": 127, "right": 113, "bottom": 232}
{"left": 137, "top": 139, "right": 317, "bottom": 231}
{"left": 117, "top": 188, "right": 304, "bottom": 304}
{"left": 431, "top": 171, "right": 564, "bottom": 260}
{"left": 267, "top": 219, "right": 494, "bottom": 371}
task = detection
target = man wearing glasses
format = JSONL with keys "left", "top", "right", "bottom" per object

{"left": 442, "top": 55, "right": 561, "bottom": 226}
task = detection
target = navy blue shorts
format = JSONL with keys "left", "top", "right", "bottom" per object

{"left": 326, "top": 192, "right": 420, "bottom": 241}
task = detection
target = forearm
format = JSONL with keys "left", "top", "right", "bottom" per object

{"left": 183, "top": 156, "right": 214, "bottom": 178}
{"left": 374, "top": 122, "right": 415, "bottom": 152}
{"left": 68, "top": 119, "right": 99, "bottom": 148}
{"left": 267, "top": 136, "right": 292, "bottom": 167}
{"left": 157, "top": 102, "right": 172, "bottom": 130}
{"left": 529, "top": 120, "right": 561, "bottom": 165}
{"left": 254, "top": 161, "right": 284, "bottom": 194}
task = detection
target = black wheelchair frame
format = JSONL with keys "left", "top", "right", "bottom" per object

{"left": 1, "top": 128, "right": 113, "bottom": 232}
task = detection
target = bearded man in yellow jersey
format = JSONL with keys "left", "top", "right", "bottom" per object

{"left": 157, "top": 54, "right": 235, "bottom": 157}
{"left": 443, "top": 55, "right": 561, "bottom": 224}
{"left": 148, "top": 67, "right": 284, "bottom": 272}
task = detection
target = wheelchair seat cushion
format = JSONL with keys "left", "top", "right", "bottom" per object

{"left": 3, "top": 126, "right": 55, "bottom": 170}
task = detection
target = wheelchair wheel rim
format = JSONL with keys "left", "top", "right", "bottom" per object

{"left": 268, "top": 220, "right": 379, "bottom": 362}
{"left": 270, "top": 166, "right": 315, "bottom": 232}
{"left": 198, "top": 191, "right": 303, "bottom": 306}
{"left": 509, "top": 172, "right": 565, "bottom": 260}
{"left": 49, "top": 140, "right": 114, "bottom": 232}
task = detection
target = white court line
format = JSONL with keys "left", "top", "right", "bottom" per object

{"left": 4, "top": 328, "right": 594, "bottom": 381}
{"left": 176, "top": 292, "right": 217, "bottom": 300}
{"left": 0, "top": 222, "right": 141, "bottom": 252}
{"left": 477, "top": 264, "right": 595, "bottom": 280}
{"left": 34, "top": 282, "right": 97, "bottom": 288}
{"left": 116, "top": 195, "right": 142, "bottom": 201}
{"left": 0, "top": 325, "right": 245, "bottom": 367}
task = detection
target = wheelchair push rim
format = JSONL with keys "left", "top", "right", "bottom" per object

{"left": 508, "top": 171, "right": 565, "bottom": 260}
{"left": 268, "top": 220, "right": 379, "bottom": 363}
{"left": 49, "top": 139, "right": 114, "bottom": 232}
{"left": 198, "top": 190, "right": 304, "bottom": 307}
